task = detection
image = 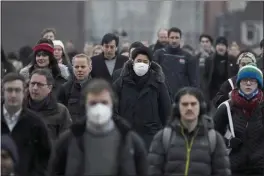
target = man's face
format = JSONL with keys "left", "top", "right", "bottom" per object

{"left": 103, "top": 40, "right": 117, "bottom": 59}
{"left": 216, "top": 44, "right": 227, "bottom": 56}
{"left": 158, "top": 30, "right": 168, "bottom": 45}
{"left": 86, "top": 89, "right": 113, "bottom": 109}
{"left": 179, "top": 94, "right": 200, "bottom": 122}
{"left": 29, "top": 74, "right": 52, "bottom": 101}
{"left": 3, "top": 80, "right": 24, "bottom": 108}
{"left": 73, "top": 57, "right": 92, "bottom": 80}
{"left": 43, "top": 32, "right": 55, "bottom": 41}
{"left": 1, "top": 149, "right": 14, "bottom": 176}
{"left": 168, "top": 32, "right": 181, "bottom": 48}
{"left": 200, "top": 37, "right": 212, "bottom": 51}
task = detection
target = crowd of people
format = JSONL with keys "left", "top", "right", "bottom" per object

{"left": 1, "top": 26, "right": 264, "bottom": 176}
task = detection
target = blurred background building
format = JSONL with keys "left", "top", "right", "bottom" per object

{"left": 1, "top": 1, "right": 263, "bottom": 54}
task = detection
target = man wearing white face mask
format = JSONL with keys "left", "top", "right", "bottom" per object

{"left": 113, "top": 46, "right": 171, "bottom": 149}
{"left": 50, "top": 79, "right": 148, "bottom": 176}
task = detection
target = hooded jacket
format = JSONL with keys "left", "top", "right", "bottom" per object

{"left": 148, "top": 115, "right": 230, "bottom": 176}
{"left": 113, "top": 60, "right": 171, "bottom": 148}
{"left": 19, "top": 63, "right": 69, "bottom": 81}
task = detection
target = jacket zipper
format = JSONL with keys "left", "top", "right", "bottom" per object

{"left": 181, "top": 127, "right": 199, "bottom": 176}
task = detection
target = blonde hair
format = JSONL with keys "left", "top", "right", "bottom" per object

{"left": 230, "top": 41, "right": 239, "bottom": 49}
{"left": 92, "top": 45, "right": 103, "bottom": 55}
{"left": 72, "top": 53, "right": 92, "bottom": 64}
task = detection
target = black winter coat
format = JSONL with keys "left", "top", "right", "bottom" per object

{"left": 214, "top": 99, "right": 264, "bottom": 174}
{"left": 212, "top": 76, "right": 237, "bottom": 108}
{"left": 113, "top": 60, "right": 171, "bottom": 148}
{"left": 148, "top": 116, "right": 230, "bottom": 176}
{"left": 1, "top": 106, "right": 52, "bottom": 176}
{"left": 153, "top": 46, "right": 199, "bottom": 97}
{"left": 112, "top": 68, "right": 122, "bottom": 83}
{"left": 58, "top": 77, "right": 91, "bottom": 123}
{"left": 90, "top": 53, "right": 128, "bottom": 83}
{"left": 204, "top": 53, "right": 238, "bottom": 101}
{"left": 49, "top": 116, "right": 148, "bottom": 176}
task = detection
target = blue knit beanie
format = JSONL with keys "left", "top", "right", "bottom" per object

{"left": 236, "top": 64, "right": 263, "bottom": 88}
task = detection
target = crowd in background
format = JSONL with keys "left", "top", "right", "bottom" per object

{"left": 1, "top": 26, "right": 264, "bottom": 176}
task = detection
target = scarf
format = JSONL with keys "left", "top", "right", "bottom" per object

{"left": 231, "top": 89, "right": 263, "bottom": 117}
{"left": 132, "top": 71, "right": 150, "bottom": 90}
{"left": 28, "top": 94, "right": 58, "bottom": 115}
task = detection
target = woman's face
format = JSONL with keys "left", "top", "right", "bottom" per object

{"left": 54, "top": 45, "right": 63, "bottom": 60}
{"left": 239, "top": 57, "right": 253, "bottom": 68}
{"left": 240, "top": 78, "right": 258, "bottom": 95}
{"left": 35, "top": 51, "right": 50, "bottom": 67}
{"left": 93, "top": 49, "right": 103, "bottom": 56}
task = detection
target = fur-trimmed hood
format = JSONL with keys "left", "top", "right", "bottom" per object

{"left": 120, "top": 60, "right": 165, "bottom": 83}
{"left": 19, "top": 63, "right": 69, "bottom": 80}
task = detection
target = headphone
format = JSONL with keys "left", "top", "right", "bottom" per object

{"left": 172, "top": 87, "right": 207, "bottom": 118}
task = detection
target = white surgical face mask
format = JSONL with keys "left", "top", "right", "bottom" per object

{"left": 86, "top": 103, "right": 112, "bottom": 125}
{"left": 133, "top": 62, "right": 149, "bottom": 76}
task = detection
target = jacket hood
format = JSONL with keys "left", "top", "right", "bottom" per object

{"left": 58, "top": 63, "right": 70, "bottom": 80}
{"left": 120, "top": 59, "right": 165, "bottom": 83}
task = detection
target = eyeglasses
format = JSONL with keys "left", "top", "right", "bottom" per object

{"left": 240, "top": 79, "right": 257, "bottom": 84}
{"left": 29, "top": 82, "right": 49, "bottom": 88}
{"left": 4, "top": 88, "right": 23, "bottom": 93}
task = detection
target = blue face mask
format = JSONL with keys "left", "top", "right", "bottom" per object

{"left": 239, "top": 88, "right": 259, "bottom": 100}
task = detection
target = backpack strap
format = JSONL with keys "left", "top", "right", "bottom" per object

{"left": 162, "top": 127, "right": 172, "bottom": 153}
{"left": 228, "top": 78, "right": 235, "bottom": 90}
{"left": 208, "top": 129, "right": 216, "bottom": 154}
{"left": 223, "top": 101, "right": 235, "bottom": 138}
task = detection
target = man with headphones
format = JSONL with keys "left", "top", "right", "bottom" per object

{"left": 50, "top": 79, "right": 148, "bottom": 176}
{"left": 148, "top": 87, "right": 231, "bottom": 176}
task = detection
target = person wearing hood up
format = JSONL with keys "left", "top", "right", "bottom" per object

{"left": 113, "top": 46, "right": 171, "bottom": 149}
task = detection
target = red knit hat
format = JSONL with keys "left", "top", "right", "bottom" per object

{"left": 33, "top": 43, "right": 54, "bottom": 55}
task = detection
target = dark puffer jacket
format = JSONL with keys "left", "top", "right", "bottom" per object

{"left": 213, "top": 76, "right": 237, "bottom": 108}
{"left": 148, "top": 116, "right": 230, "bottom": 176}
{"left": 113, "top": 60, "right": 171, "bottom": 149}
{"left": 214, "top": 92, "right": 264, "bottom": 175}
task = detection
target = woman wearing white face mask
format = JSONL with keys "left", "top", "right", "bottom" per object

{"left": 113, "top": 46, "right": 171, "bottom": 149}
